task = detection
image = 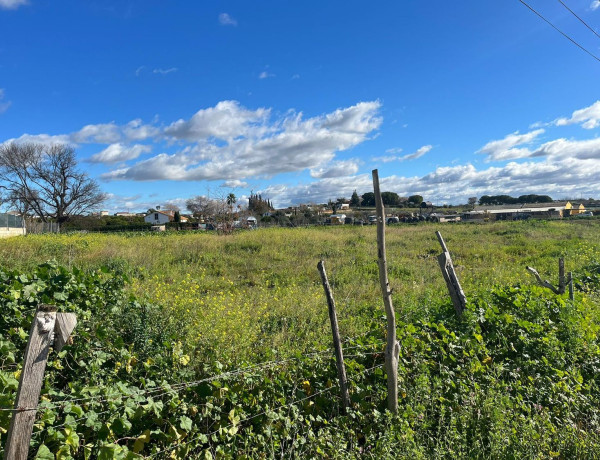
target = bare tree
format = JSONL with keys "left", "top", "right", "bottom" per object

{"left": 186, "top": 195, "right": 217, "bottom": 219}
{"left": 0, "top": 143, "right": 107, "bottom": 223}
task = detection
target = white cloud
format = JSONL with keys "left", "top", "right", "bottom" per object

{"left": 164, "top": 100, "right": 270, "bottom": 141}
{"left": 153, "top": 67, "right": 178, "bottom": 75}
{"left": 372, "top": 155, "right": 399, "bottom": 163}
{"left": 71, "top": 122, "right": 121, "bottom": 144}
{"left": 0, "top": 89, "right": 11, "bottom": 114}
{"left": 219, "top": 13, "right": 237, "bottom": 26}
{"left": 2, "top": 133, "right": 71, "bottom": 146}
{"left": 477, "top": 129, "right": 544, "bottom": 161}
{"left": 0, "top": 0, "right": 27, "bottom": 9}
{"left": 373, "top": 145, "right": 432, "bottom": 163}
{"left": 310, "top": 160, "right": 360, "bottom": 178}
{"left": 88, "top": 143, "right": 152, "bottom": 164}
{"left": 104, "top": 100, "right": 382, "bottom": 182}
{"left": 123, "top": 119, "right": 160, "bottom": 141}
{"left": 259, "top": 71, "right": 275, "bottom": 79}
{"left": 260, "top": 155, "right": 600, "bottom": 208}
{"left": 591, "top": 1, "right": 600, "bottom": 10}
{"left": 220, "top": 179, "right": 248, "bottom": 188}
{"left": 400, "top": 144, "right": 432, "bottom": 161}
{"left": 385, "top": 147, "right": 403, "bottom": 154}
{"left": 555, "top": 100, "right": 600, "bottom": 129}
{"left": 135, "top": 66, "right": 145, "bottom": 77}
{"left": 531, "top": 137, "right": 600, "bottom": 160}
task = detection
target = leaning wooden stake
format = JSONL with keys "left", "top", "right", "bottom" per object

{"left": 4, "top": 306, "right": 76, "bottom": 460}
{"left": 372, "top": 169, "right": 399, "bottom": 414}
{"left": 317, "top": 260, "right": 351, "bottom": 413}
{"left": 436, "top": 231, "right": 467, "bottom": 316}
{"left": 525, "top": 266, "right": 560, "bottom": 294}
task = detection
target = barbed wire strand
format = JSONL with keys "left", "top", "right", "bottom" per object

{"left": 0, "top": 342, "right": 385, "bottom": 412}
{"left": 146, "top": 363, "right": 385, "bottom": 459}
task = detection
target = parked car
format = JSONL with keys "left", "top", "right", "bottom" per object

{"left": 368, "top": 215, "right": 378, "bottom": 224}
{"left": 387, "top": 216, "right": 399, "bottom": 224}
{"left": 580, "top": 211, "right": 594, "bottom": 217}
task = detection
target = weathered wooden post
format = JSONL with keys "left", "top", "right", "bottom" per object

{"left": 372, "top": 169, "right": 399, "bottom": 414}
{"left": 4, "top": 306, "right": 77, "bottom": 460}
{"left": 568, "top": 271, "right": 574, "bottom": 301}
{"left": 317, "top": 260, "right": 351, "bottom": 413}
{"left": 436, "top": 231, "right": 467, "bottom": 316}
{"left": 558, "top": 258, "right": 566, "bottom": 294}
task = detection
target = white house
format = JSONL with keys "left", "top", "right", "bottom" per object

{"left": 144, "top": 211, "right": 172, "bottom": 225}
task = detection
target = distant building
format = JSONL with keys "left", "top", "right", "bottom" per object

{"left": 144, "top": 211, "right": 173, "bottom": 225}
{"left": 114, "top": 212, "right": 137, "bottom": 217}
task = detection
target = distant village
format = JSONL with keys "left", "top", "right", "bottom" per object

{"left": 1, "top": 191, "right": 598, "bottom": 237}
{"left": 80, "top": 192, "right": 600, "bottom": 232}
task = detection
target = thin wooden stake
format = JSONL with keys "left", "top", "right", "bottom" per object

{"left": 435, "top": 231, "right": 467, "bottom": 316}
{"left": 372, "top": 169, "right": 399, "bottom": 414}
{"left": 568, "top": 271, "right": 574, "bottom": 301}
{"left": 559, "top": 258, "right": 566, "bottom": 294}
{"left": 4, "top": 307, "right": 76, "bottom": 460}
{"left": 317, "top": 260, "right": 350, "bottom": 413}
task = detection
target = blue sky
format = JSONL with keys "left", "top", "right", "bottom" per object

{"left": 2, "top": 0, "right": 600, "bottom": 211}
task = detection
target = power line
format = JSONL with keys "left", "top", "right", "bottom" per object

{"left": 557, "top": 0, "right": 600, "bottom": 41}
{"left": 517, "top": 0, "right": 600, "bottom": 63}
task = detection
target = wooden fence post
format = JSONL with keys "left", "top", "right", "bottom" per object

{"left": 558, "top": 258, "right": 566, "bottom": 294}
{"left": 317, "top": 260, "right": 351, "bottom": 413}
{"left": 372, "top": 169, "right": 399, "bottom": 414}
{"left": 4, "top": 307, "right": 76, "bottom": 460}
{"left": 435, "top": 231, "right": 467, "bottom": 316}
{"left": 568, "top": 271, "right": 574, "bottom": 301}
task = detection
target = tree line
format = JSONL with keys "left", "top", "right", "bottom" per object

{"left": 478, "top": 194, "right": 553, "bottom": 206}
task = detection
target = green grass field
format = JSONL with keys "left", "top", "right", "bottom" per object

{"left": 1, "top": 219, "right": 600, "bottom": 458}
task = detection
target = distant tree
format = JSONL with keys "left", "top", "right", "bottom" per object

{"left": 350, "top": 190, "right": 361, "bottom": 207}
{"left": 227, "top": 193, "right": 237, "bottom": 208}
{"left": 468, "top": 197, "right": 478, "bottom": 208}
{"left": 174, "top": 211, "right": 181, "bottom": 222}
{"left": 408, "top": 195, "right": 423, "bottom": 205}
{"left": 0, "top": 143, "right": 106, "bottom": 223}
{"left": 186, "top": 195, "right": 217, "bottom": 218}
{"left": 381, "top": 191, "right": 400, "bottom": 206}
{"left": 163, "top": 203, "right": 180, "bottom": 212}
{"left": 517, "top": 194, "right": 552, "bottom": 204}
{"left": 248, "top": 192, "right": 272, "bottom": 215}
{"left": 361, "top": 192, "right": 375, "bottom": 207}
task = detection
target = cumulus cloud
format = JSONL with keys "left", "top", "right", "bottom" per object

{"left": 71, "top": 122, "right": 121, "bottom": 144}
{"left": 123, "top": 119, "right": 160, "bottom": 141}
{"left": 219, "top": 13, "right": 237, "bottom": 26}
{"left": 88, "top": 143, "right": 152, "bottom": 164}
{"left": 260, "top": 156, "right": 600, "bottom": 208}
{"left": 104, "top": 100, "right": 382, "bottom": 182}
{"left": 0, "top": 89, "right": 11, "bottom": 114}
{"left": 591, "top": 1, "right": 600, "bottom": 10}
{"left": 555, "top": 100, "right": 600, "bottom": 129}
{"left": 0, "top": 0, "right": 27, "bottom": 9}
{"left": 477, "top": 129, "right": 544, "bottom": 161}
{"left": 530, "top": 137, "right": 600, "bottom": 160}
{"left": 164, "top": 100, "right": 270, "bottom": 141}
{"left": 2, "top": 133, "right": 71, "bottom": 146}
{"left": 220, "top": 179, "right": 248, "bottom": 188}
{"left": 310, "top": 160, "right": 360, "bottom": 178}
